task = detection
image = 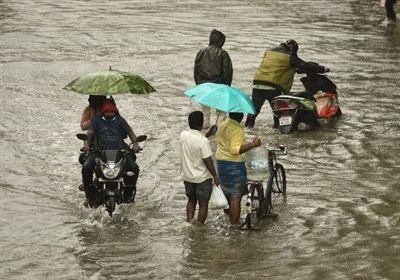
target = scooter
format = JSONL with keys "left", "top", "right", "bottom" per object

{"left": 271, "top": 66, "right": 341, "bottom": 134}
{"left": 77, "top": 134, "right": 147, "bottom": 216}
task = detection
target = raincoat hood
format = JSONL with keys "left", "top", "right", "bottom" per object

{"left": 209, "top": 29, "right": 226, "bottom": 48}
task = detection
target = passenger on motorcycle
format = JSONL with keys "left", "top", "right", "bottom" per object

{"left": 81, "top": 99, "right": 142, "bottom": 204}
{"left": 78, "top": 95, "right": 107, "bottom": 169}
{"left": 80, "top": 95, "right": 106, "bottom": 131}
{"left": 245, "top": 39, "right": 330, "bottom": 128}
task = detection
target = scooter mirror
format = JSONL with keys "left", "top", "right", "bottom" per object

{"left": 279, "top": 145, "right": 288, "bottom": 155}
{"left": 77, "top": 133, "right": 88, "bottom": 141}
{"left": 136, "top": 135, "right": 147, "bottom": 142}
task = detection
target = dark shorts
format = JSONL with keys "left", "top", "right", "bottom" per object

{"left": 184, "top": 179, "right": 213, "bottom": 201}
{"left": 217, "top": 160, "right": 248, "bottom": 199}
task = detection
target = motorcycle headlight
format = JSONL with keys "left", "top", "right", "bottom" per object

{"left": 100, "top": 160, "right": 122, "bottom": 179}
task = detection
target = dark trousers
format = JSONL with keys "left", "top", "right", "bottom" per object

{"left": 245, "top": 88, "right": 281, "bottom": 128}
{"left": 386, "top": 0, "right": 397, "bottom": 20}
{"left": 82, "top": 153, "right": 140, "bottom": 199}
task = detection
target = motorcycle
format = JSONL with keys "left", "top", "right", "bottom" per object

{"left": 77, "top": 133, "right": 147, "bottom": 217}
{"left": 271, "top": 65, "right": 341, "bottom": 134}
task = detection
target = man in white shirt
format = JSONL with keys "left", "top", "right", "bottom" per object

{"left": 179, "top": 111, "right": 219, "bottom": 224}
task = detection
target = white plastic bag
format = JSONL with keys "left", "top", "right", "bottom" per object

{"left": 209, "top": 185, "right": 229, "bottom": 210}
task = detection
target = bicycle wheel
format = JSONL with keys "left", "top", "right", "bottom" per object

{"left": 240, "top": 182, "right": 265, "bottom": 229}
{"left": 257, "top": 180, "right": 272, "bottom": 218}
{"left": 252, "top": 181, "right": 265, "bottom": 219}
{"left": 245, "top": 213, "right": 252, "bottom": 229}
{"left": 272, "top": 163, "right": 286, "bottom": 196}
{"left": 246, "top": 183, "right": 256, "bottom": 229}
{"left": 251, "top": 182, "right": 265, "bottom": 206}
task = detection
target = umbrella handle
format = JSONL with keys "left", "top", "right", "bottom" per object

{"left": 215, "top": 111, "right": 221, "bottom": 124}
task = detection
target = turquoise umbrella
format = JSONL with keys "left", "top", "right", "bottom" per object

{"left": 184, "top": 83, "right": 256, "bottom": 114}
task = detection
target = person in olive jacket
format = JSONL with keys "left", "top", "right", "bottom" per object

{"left": 244, "top": 39, "right": 330, "bottom": 128}
{"left": 194, "top": 29, "right": 233, "bottom": 129}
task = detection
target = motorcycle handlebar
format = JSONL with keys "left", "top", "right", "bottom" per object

{"left": 295, "top": 61, "right": 330, "bottom": 75}
{"left": 136, "top": 135, "right": 147, "bottom": 142}
{"left": 77, "top": 134, "right": 147, "bottom": 144}
{"left": 76, "top": 133, "right": 88, "bottom": 141}
{"left": 77, "top": 134, "right": 147, "bottom": 154}
{"left": 76, "top": 134, "right": 147, "bottom": 143}
{"left": 267, "top": 145, "right": 288, "bottom": 155}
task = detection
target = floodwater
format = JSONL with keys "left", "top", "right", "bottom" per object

{"left": 1, "top": 0, "right": 399, "bottom": 279}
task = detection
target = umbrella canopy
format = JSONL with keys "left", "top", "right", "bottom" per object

{"left": 184, "top": 83, "right": 256, "bottom": 114}
{"left": 63, "top": 67, "right": 156, "bottom": 95}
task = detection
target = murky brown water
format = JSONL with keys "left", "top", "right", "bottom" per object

{"left": 1, "top": 0, "right": 399, "bottom": 279}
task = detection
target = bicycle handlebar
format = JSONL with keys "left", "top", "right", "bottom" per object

{"left": 267, "top": 145, "right": 288, "bottom": 155}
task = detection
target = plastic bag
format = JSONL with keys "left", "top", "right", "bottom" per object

{"left": 209, "top": 186, "right": 229, "bottom": 210}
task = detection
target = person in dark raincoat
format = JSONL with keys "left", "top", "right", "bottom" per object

{"left": 194, "top": 29, "right": 233, "bottom": 129}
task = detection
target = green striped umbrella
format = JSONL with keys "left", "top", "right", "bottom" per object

{"left": 63, "top": 66, "right": 156, "bottom": 95}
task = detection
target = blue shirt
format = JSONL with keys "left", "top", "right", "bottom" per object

{"left": 90, "top": 115, "right": 133, "bottom": 150}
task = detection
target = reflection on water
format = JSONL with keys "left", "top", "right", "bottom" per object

{"left": 1, "top": 0, "right": 400, "bottom": 279}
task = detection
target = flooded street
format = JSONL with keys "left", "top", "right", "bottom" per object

{"left": 1, "top": 0, "right": 399, "bottom": 279}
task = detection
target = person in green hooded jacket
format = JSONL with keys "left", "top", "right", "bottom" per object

{"left": 245, "top": 39, "right": 330, "bottom": 128}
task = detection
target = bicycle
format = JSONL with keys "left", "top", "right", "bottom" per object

{"left": 240, "top": 145, "right": 287, "bottom": 230}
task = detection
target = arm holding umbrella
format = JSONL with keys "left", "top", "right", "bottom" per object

{"left": 205, "top": 124, "right": 218, "bottom": 138}
{"left": 128, "top": 131, "right": 142, "bottom": 153}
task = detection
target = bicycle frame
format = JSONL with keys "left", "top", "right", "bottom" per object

{"left": 268, "top": 146, "right": 288, "bottom": 169}
{"left": 240, "top": 145, "right": 288, "bottom": 230}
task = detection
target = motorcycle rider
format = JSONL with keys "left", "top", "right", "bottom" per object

{"left": 244, "top": 39, "right": 330, "bottom": 128}
{"left": 194, "top": 29, "right": 233, "bottom": 129}
{"left": 78, "top": 95, "right": 107, "bottom": 172}
{"left": 81, "top": 99, "right": 142, "bottom": 204}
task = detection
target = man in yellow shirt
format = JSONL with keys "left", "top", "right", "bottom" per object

{"left": 216, "top": 112, "right": 261, "bottom": 225}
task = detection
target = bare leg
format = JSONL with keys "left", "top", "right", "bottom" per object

{"left": 197, "top": 199, "right": 209, "bottom": 224}
{"left": 229, "top": 197, "right": 242, "bottom": 224}
{"left": 186, "top": 198, "right": 196, "bottom": 223}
